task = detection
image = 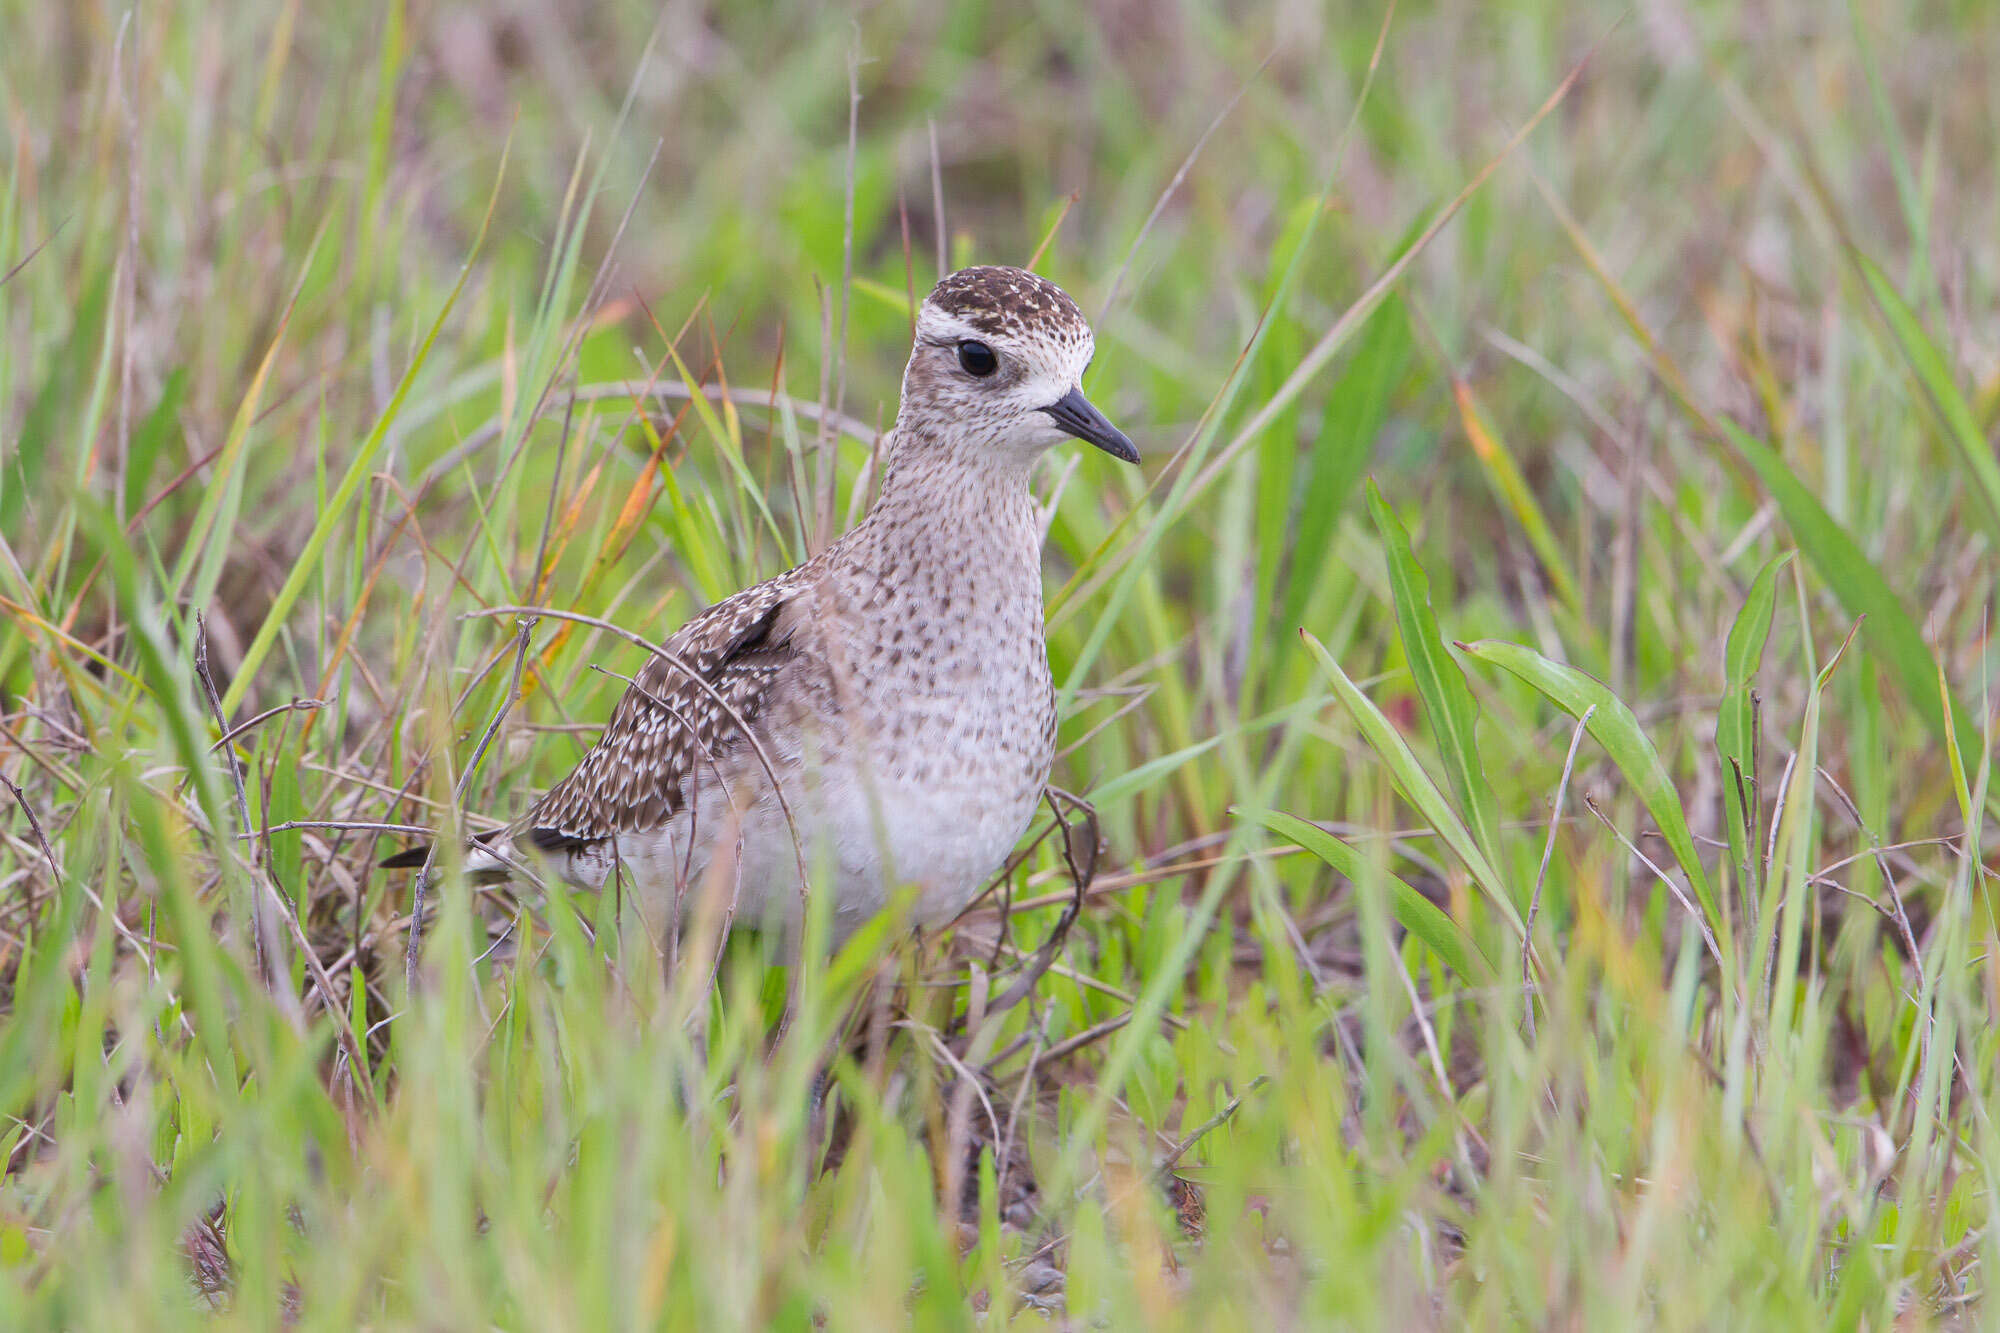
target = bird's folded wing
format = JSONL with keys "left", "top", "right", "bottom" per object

{"left": 521, "top": 576, "right": 801, "bottom": 852}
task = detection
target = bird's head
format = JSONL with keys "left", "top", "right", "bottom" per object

{"left": 897, "top": 265, "right": 1137, "bottom": 467}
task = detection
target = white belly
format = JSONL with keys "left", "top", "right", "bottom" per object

{"left": 542, "top": 561, "right": 1058, "bottom": 946}
{"left": 559, "top": 759, "right": 1042, "bottom": 946}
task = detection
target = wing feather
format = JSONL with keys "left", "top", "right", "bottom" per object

{"left": 522, "top": 576, "right": 801, "bottom": 851}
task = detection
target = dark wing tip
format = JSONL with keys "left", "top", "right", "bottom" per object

{"left": 378, "top": 843, "right": 433, "bottom": 870}
{"left": 510, "top": 576, "right": 796, "bottom": 857}
{"left": 524, "top": 825, "right": 589, "bottom": 855}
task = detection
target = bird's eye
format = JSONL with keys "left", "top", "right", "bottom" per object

{"left": 956, "top": 340, "right": 998, "bottom": 377}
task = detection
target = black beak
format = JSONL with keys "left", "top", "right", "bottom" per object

{"left": 1041, "top": 387, "right": 1139, "bottom": 463}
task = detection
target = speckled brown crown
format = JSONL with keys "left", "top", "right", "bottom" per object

{"left": 925, "top": 266, "right": 1086, "bottom": 341}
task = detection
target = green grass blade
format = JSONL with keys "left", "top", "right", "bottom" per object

{"left": 121, "top": 366, "right": 185, "bottom": 520}
{"left": 658, "top": 337, "right": 793, "bottom": 566}
{"left": 5, "top": 265, "right": 111, "bottom": 535}
{"left": 1764, "top": 624, "right": 1857, "bottom": 1034}
{"left": 1367, "top": 479, "right": 1510, "bottom": 896}
{"left": 1717, "top": 552, "right": 1790, "bottom": 896}
{"left": 1856, "top": 252, "right": 2000, "bottom": 546}
{"left": 1283, "top": 301, "right": 1411, "bottom": 629}
{"left": 220, "top": 148, "right": 509, "bottom": 716}
{"left": 1303, "top": 630, "right": 1525, "bottom": 939}
{"left": 1450, "top": 377, "right": 1582, "bottom": 617}
{"left": 167, "top": 257, "right": 309, "bottom": 611}
{"left": 1723, "top": 421, "right": 1978, "bottom": 771}
{"left": 1458, "top": 639, "right": 1720, "bottom": 964}
{"left": 1241, "top": 808, "right": 1493, "bottom": 982}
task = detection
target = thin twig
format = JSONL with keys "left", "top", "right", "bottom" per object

{"left": 1525, "top": 704, "right": 1594, "bottom": 1037}
{"left": 193, "top": 613, "right": 254, "bottom": 844}
{"left": 1154, "top": 1076, "right": 1268, "bottom": 1177}
{"left": 1584, "top": 794, "right": 1724, "bottom": 966}
{"left": 465, "top": 605, "right": 810, "bottom": 891}
{"left": 245, "top": 820, "right": 442, "bottom": 839}
{"left": 525, "top": 379, "right": 582, "bottom": 607}
{"left": 458, "top": 617, "right": 539, "bottom": 811}
{"left": 928, "top": 118, "right": 947, "bottom": 280}
{"left": 1018, "top": 1073, "right": 1273, "bottom": 1275}
{"left": 1038, "top": 1012, "right": 1132, "bottom": 1066}
{"left": 1099, "top": 48, "right": 1270, "bottom": 321}
{"left": 258, "top": 866, "right": 362, "bottom": 1062}
{"left": 2, "top": 771, "right": 62, "bottom": 888}
{"left": 194, "top": 611, "right": 271, "bottom": 986}
{"left": 994, "top": 1024, "right": 1046, "bottom": 1211}
{"left": 979, "top": 788, "right": 1098, "bottom": 1023}
{"left": 208, "top": 698, "right": 326, "bottom": 752}
{"left": 934, "top": 1028, "right": 1004, "bottom": 1216}
{"left": 407, "top": 614, "right": 537, "bottom": 994}
{"left": 0, "top": 217, "right": 65, "bottom": 290}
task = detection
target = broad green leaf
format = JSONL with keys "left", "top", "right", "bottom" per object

{"left": 1717, "top": 552, "right": 1790, "bottom": 896}
{"left": 1088, "top": 735, "right": 1222, "bottom": 807}
{"left": 1367, "top": 480, "right": 1509, "bottom": 897}
{"left": 1725, "top": 422, "right": 1978, "bottom": 773}
{"left": 1458, "top": 639, "right": 1719, "bottom": 961}
{"left": 1241, "top": 808, "right": 1493, "bottom": 982}
{"left": 122, "top": 366, "right": 186, "bottom": 520}
{"left": 6, "top": 264, "right": 112, "bottom": 534}
{"left": 1303, "top": 631, "right": 1524, "bottom": 939}
{"left": 1283, "top": 303, "right": 1411, "bottom": 629}
{"left": 1857, "top": 253, "right": 2000, "bottom": 547}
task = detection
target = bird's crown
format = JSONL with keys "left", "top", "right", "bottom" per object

{"left": 920, "top": 265, "right": 1090, "bottom": 348}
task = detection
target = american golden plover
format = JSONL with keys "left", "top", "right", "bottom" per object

{"left": 396, "top": 266, "right": 1135, "bottom": 944}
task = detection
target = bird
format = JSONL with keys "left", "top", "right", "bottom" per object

{"left": 388, "top": 265, "right": 1137, "bottom": 947}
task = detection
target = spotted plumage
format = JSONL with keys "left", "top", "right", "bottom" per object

{"left": 523, "top": 582, "right": 796, "bottom": 849}
{"left": 927, "top": 266, "right": 1087, "bottom": 341}
{"left": 403, "top": 266, "right": 1136, "bottom": 944}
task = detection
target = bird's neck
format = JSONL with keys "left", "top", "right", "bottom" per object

{"left": 850, "top": 424, "right": 1043, "bottom": 579}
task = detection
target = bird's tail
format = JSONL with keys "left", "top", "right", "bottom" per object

{"left": 379, "top": 831, "right": 516, "bottom": 883}
{"left": 378, "top": 843, "right": 434, "bottom": 870}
